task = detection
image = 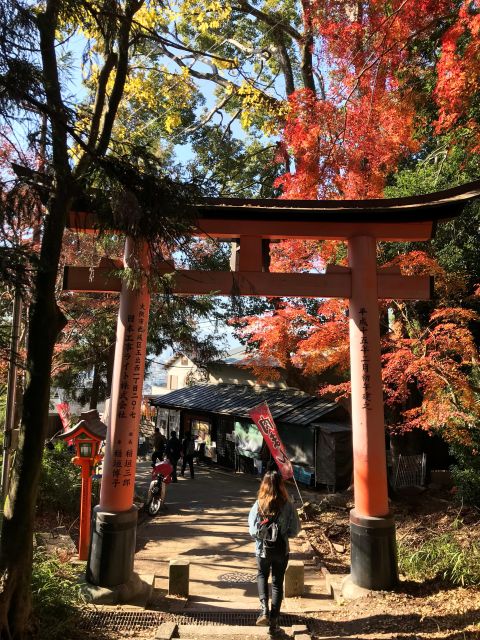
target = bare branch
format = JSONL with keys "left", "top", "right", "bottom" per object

{"left": 233, "top": 1, "right": 302, "bottom": 41}
{"left": 158, "top": 44, "right": 233, "bottom": 90}
{"left": 182, "top": 92, "right": 235, "bottom": 135}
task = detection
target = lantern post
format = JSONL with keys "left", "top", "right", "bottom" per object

{"left": 58, "top": 410, "right": 106, "bottom": 561}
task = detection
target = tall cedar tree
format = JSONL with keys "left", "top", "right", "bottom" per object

{"left": 0, "top": 1, "right": 201, "bottom": 636}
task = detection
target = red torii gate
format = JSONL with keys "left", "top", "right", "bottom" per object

{"left": 64, "top": 181, "right": 480, "bottom": 593}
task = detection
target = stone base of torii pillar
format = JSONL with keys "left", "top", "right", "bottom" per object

{"left": 82, "top": 562, "right": 152, "bottom": 606}
{"left": 87, "top": 506, "right": 138, "bottom": 587}
{"left": 350, "top": 511, "right": 397, "bottom": 589}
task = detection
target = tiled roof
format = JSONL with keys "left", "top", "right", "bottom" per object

{"left": 150, "top": 384, "right": 339, "bottom": 426}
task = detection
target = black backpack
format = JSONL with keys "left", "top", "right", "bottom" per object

{"left": 257, "top": 512, "right": 287, "bottom": 556}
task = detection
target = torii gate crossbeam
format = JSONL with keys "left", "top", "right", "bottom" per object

{"left": 64, "top": 181, "right": 480, "bottom": 594}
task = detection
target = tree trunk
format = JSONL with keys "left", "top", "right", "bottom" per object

{"left": 0, "top": 191, "right": 69, "bottom": 638}
{"left": 0, "top": 0, "right": 139, "bottom": 631}
{"left": 0, "top": 1, "right": 72, "bottom": 634}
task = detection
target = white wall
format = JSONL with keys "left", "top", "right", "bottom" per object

{"left": 164, "top": 354, "right": 287, "bottom": 390}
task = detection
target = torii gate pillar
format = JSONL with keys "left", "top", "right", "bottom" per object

{"left": 86, "top": 237, "right": 150, "bottom": 587}
{"left": 348, "top": 236, "right": 397, "bottom": 589}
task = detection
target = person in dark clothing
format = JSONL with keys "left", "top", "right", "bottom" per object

{"left": 181, "top": 432, "right": 195, "bottom": 479}
{"left": 165, "top": 430, "right": 182, "bottom": 482}
{"left": 197, "top": 435, "right": 206, "bottom": 465}
{"left": 151, "top": 427, "right": 166, "bottom": 466}
{"left": 248, "top": 469, "right": 301, "bottom": 633}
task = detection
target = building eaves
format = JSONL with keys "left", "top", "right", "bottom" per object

{"left": 163, "top": 352, "right": 184, "bottom": 369}
{"left": 313, "top": 422, "right": 352, "bottom": 433}
{"left": 278, "top": 400, "right": 338, "bottom": 425}
{"left": 150, "top": 384, "right": 338, "bottom": 426}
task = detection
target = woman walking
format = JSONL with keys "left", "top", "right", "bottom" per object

{"left": 248, "top": 468, "right": 301, "bottom": 634}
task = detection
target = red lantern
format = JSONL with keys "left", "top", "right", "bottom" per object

{"left": 58, "top": 410, "right": 106, "bottom": 560}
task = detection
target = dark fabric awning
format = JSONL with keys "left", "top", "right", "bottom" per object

{"left": 150, "top": 384, "right": 339, "bottom": 426}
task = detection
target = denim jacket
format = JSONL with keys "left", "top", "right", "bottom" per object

{"left": 248, "top": 499, "right": 301, "bottom": 557}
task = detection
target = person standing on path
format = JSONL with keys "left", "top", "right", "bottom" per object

{"left": 151, "top": 427, "right": 166, "bottom": 466}
{"left": 181, "top": 431, "right": 195, "bottom": 479}
{"left": 196, "top": 433, "right": 206, "bottom": 465}
{"left": 248, "top": 469, "right": 301, "bottom": 634}
{"left": 165, "top": 430, "right": 182, "bottom": 482}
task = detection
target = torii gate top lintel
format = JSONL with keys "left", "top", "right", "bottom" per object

{"left": 197, "top": 180, "right": 480, "bottom": 240}
{"left": 200, "top": 178, "right": 480, "bottom": 215}
{"left": 68, "top": 179, "right": 480, "bottom": 241}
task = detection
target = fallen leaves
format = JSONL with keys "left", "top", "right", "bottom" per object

{"left": 305, "top": 489, "right": 480, "bottom": 640}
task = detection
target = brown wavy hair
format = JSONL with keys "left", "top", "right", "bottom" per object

{"left": 257, "top": 470, "right": 289, "bottom": 517}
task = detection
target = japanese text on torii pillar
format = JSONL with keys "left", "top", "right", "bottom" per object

{"left": 359, "top": 307, "right": 372, "bottom": 411}
{"left": 111, "top": 302, "right": 147, "bottom": 488}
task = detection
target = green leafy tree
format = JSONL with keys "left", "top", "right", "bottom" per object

{"left": 0, "top": 2, "right": 205, "bottom": 635}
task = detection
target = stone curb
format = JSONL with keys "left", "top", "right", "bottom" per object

{"left": 154, "top": 622, "right": 177, "bottom": 640}
{"left": 80, "top": 572, "right": 154, "bottom": 606}
{"left": 297, "top": 520, "right": 347, "bottom": 604}
{"left": 175, "top": 624, "right": 311, "bottom": 639}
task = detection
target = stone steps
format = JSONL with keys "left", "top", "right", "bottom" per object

{"left": 155, "top": 621, "right": 312, "bottom": 640}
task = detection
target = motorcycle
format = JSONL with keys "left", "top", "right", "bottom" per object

{"left": 145, "top": 459, "right": 174, "bottom": 516}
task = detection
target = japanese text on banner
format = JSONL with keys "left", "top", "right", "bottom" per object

{"left": 249, "top": 402, "right": 293, "bottom": 480}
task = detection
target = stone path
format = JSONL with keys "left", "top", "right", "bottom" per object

{"left": 134, "top": 462, "right": 335, "bottom": 616}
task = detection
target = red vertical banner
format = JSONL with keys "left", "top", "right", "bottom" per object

{"left": 249, "top": 402, "right": 293, "bottom": 480}
{"left": 56, "top": 402, "right": 71, "bottom": 430}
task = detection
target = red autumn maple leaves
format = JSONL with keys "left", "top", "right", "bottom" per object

{"left": 276, "top": 0, "right": 458, "bottom": 200}
{"left": 435, "top": 0, "right": 480, "bottom": 148}
{"left": 235, "top": 2, "right": 480, "bottom": 445}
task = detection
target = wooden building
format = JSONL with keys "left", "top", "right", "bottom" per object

{"left": 150, "top": 383, "right": 352, "bottom": 490}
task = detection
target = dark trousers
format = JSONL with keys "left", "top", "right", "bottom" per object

{"left": 256, "top": 553, "right": 289, "bottom": 610}
{"left": 181, "top": 455, "right": 195, "bottom": 478}
{"left": 197, "top": 443, "right": 206, "bottom": 464}
{"left": 169, "top": 457, "right": 179, "bottom": 482}
{"left": 151, "top": 449, "right": 164, "bottom": 465}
